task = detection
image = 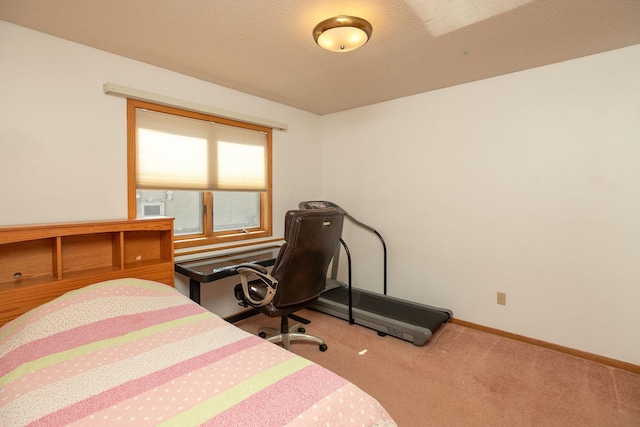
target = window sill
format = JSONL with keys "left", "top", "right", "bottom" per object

{"left": 174, "top": 231, "right": 279, "bottom": 253}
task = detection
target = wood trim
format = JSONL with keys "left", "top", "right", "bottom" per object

{"left": 0, "top": 218, "right": 174, "bottom": 244}
{"left": 126, "top": 99, "right": 137, "bottom": 219}
{"left": 449, "top": 318, "right": 640, "bottom": 374}
{"left": 175, "top": 230, "right": 273, "bottom": 249}
{"left": 203, "top": 191, "right": 213, "bottom": 236}
{"left": 262, "top": 128, "right": 273, "bottom": 237}
{"left": 126, "top": 98, "right": 274, "bottom": 246}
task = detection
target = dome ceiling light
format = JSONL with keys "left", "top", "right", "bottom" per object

{"left": 313, "top": 15, "right": 373, "bottom": 52}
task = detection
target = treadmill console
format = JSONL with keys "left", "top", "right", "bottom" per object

{"left": 299, "top": 201, "right": 341, "bottom": 210}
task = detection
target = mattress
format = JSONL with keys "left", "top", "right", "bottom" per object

{"left": 0, "top": 278, "right": 396, "bottom": 426}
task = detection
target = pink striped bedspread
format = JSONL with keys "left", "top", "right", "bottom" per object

{"left": 0, "top": 278, "right": 396, "bottom": 427}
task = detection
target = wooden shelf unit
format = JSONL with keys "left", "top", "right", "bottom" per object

{"left": 0, "top": 217, "right": 174, "bottom": 326}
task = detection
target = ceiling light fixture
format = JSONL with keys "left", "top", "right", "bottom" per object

{"left": 313, "top": 15, "right": 373, "bottom": 52}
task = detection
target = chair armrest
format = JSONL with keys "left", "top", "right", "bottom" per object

{"left": 236, "top": 262, "right": 268, "bottom": 274}
{"left": 237, "top": 264, "right": 278, "bottom": 307}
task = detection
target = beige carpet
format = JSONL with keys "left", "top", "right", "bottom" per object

{"left": 235, "top": 309, "right": 640, "bottom": 427}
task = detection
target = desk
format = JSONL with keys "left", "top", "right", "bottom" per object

{"left": 174, "top": 246, "right": 280, "bottom": 305}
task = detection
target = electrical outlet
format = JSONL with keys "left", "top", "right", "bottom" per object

{"left": 497, "top": 292, "right": 506, "bottom": 305}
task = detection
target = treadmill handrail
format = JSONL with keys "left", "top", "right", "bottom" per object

{"left": 343, "top": 214, "right": 388, "bottom": 295}
{"left": 339, "top": 238, "right": 354, "bottom": 325}
{"left": 299, "top": 201, "right": 388, "bottom": 295}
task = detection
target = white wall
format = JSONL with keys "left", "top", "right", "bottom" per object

{"left": 0, "top": 20, "right": 322, "bottom": 317}
{"left": 0, "top": 20, "right": 322, "bottom": 228}
{"left": 320, "top": 45, "right": 640, "bottom": 364}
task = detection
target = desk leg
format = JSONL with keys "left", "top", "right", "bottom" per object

{"left": 190, "top": 279, "right": 201, "bottom": 305}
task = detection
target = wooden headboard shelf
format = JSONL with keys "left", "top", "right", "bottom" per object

{"left": 0, "top": 217, "right": 175, "bottom": 326}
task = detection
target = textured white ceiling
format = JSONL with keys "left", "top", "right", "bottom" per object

{"left": 1, "top": 0, "right": 639, "bottom": 115}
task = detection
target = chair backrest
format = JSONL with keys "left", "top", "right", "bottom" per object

{"left": 269, "top": 209, "right": 344, "bottom": 307}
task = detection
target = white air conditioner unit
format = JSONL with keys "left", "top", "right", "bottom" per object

{"left": 141, "top": 202, "right": 165, "bottom": 217}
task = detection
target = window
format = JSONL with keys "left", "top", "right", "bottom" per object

{"left": 127, "top": 99, "right": 272, "bottom": 248}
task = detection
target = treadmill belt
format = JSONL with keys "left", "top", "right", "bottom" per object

{"left": 321, "top": 286, "right": 450, "bottom": 330}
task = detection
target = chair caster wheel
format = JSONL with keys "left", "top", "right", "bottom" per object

{"left": 298, "top": 327, "right": 305, "bottom": 333}
{"left": 258, "top": 332, "right": 267, "bottom": 339}
{"left": 319, "top": 344, "right": 328, "bottom": 352}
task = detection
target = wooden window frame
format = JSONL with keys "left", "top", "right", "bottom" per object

{"left": 127, "top": 99, "right": 272, "bottom": 249}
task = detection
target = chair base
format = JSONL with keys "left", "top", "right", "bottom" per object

{"left": 258, "top": 322, "right": 327, "bottom": 351}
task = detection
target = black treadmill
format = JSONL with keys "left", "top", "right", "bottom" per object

{"left": 299, "top": 201, "right": 453, "bottom": 346}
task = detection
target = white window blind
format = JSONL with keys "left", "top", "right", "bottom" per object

{"left": 136, "top": 109, "right": 267, "bottom": 192}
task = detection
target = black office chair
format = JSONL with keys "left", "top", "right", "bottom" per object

{"left": 234, "top": 209, "right": 344, "bottom": 351}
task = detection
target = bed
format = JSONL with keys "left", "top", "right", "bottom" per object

{"left": 0, "top": 277, "right": 396, "bottom": 426}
